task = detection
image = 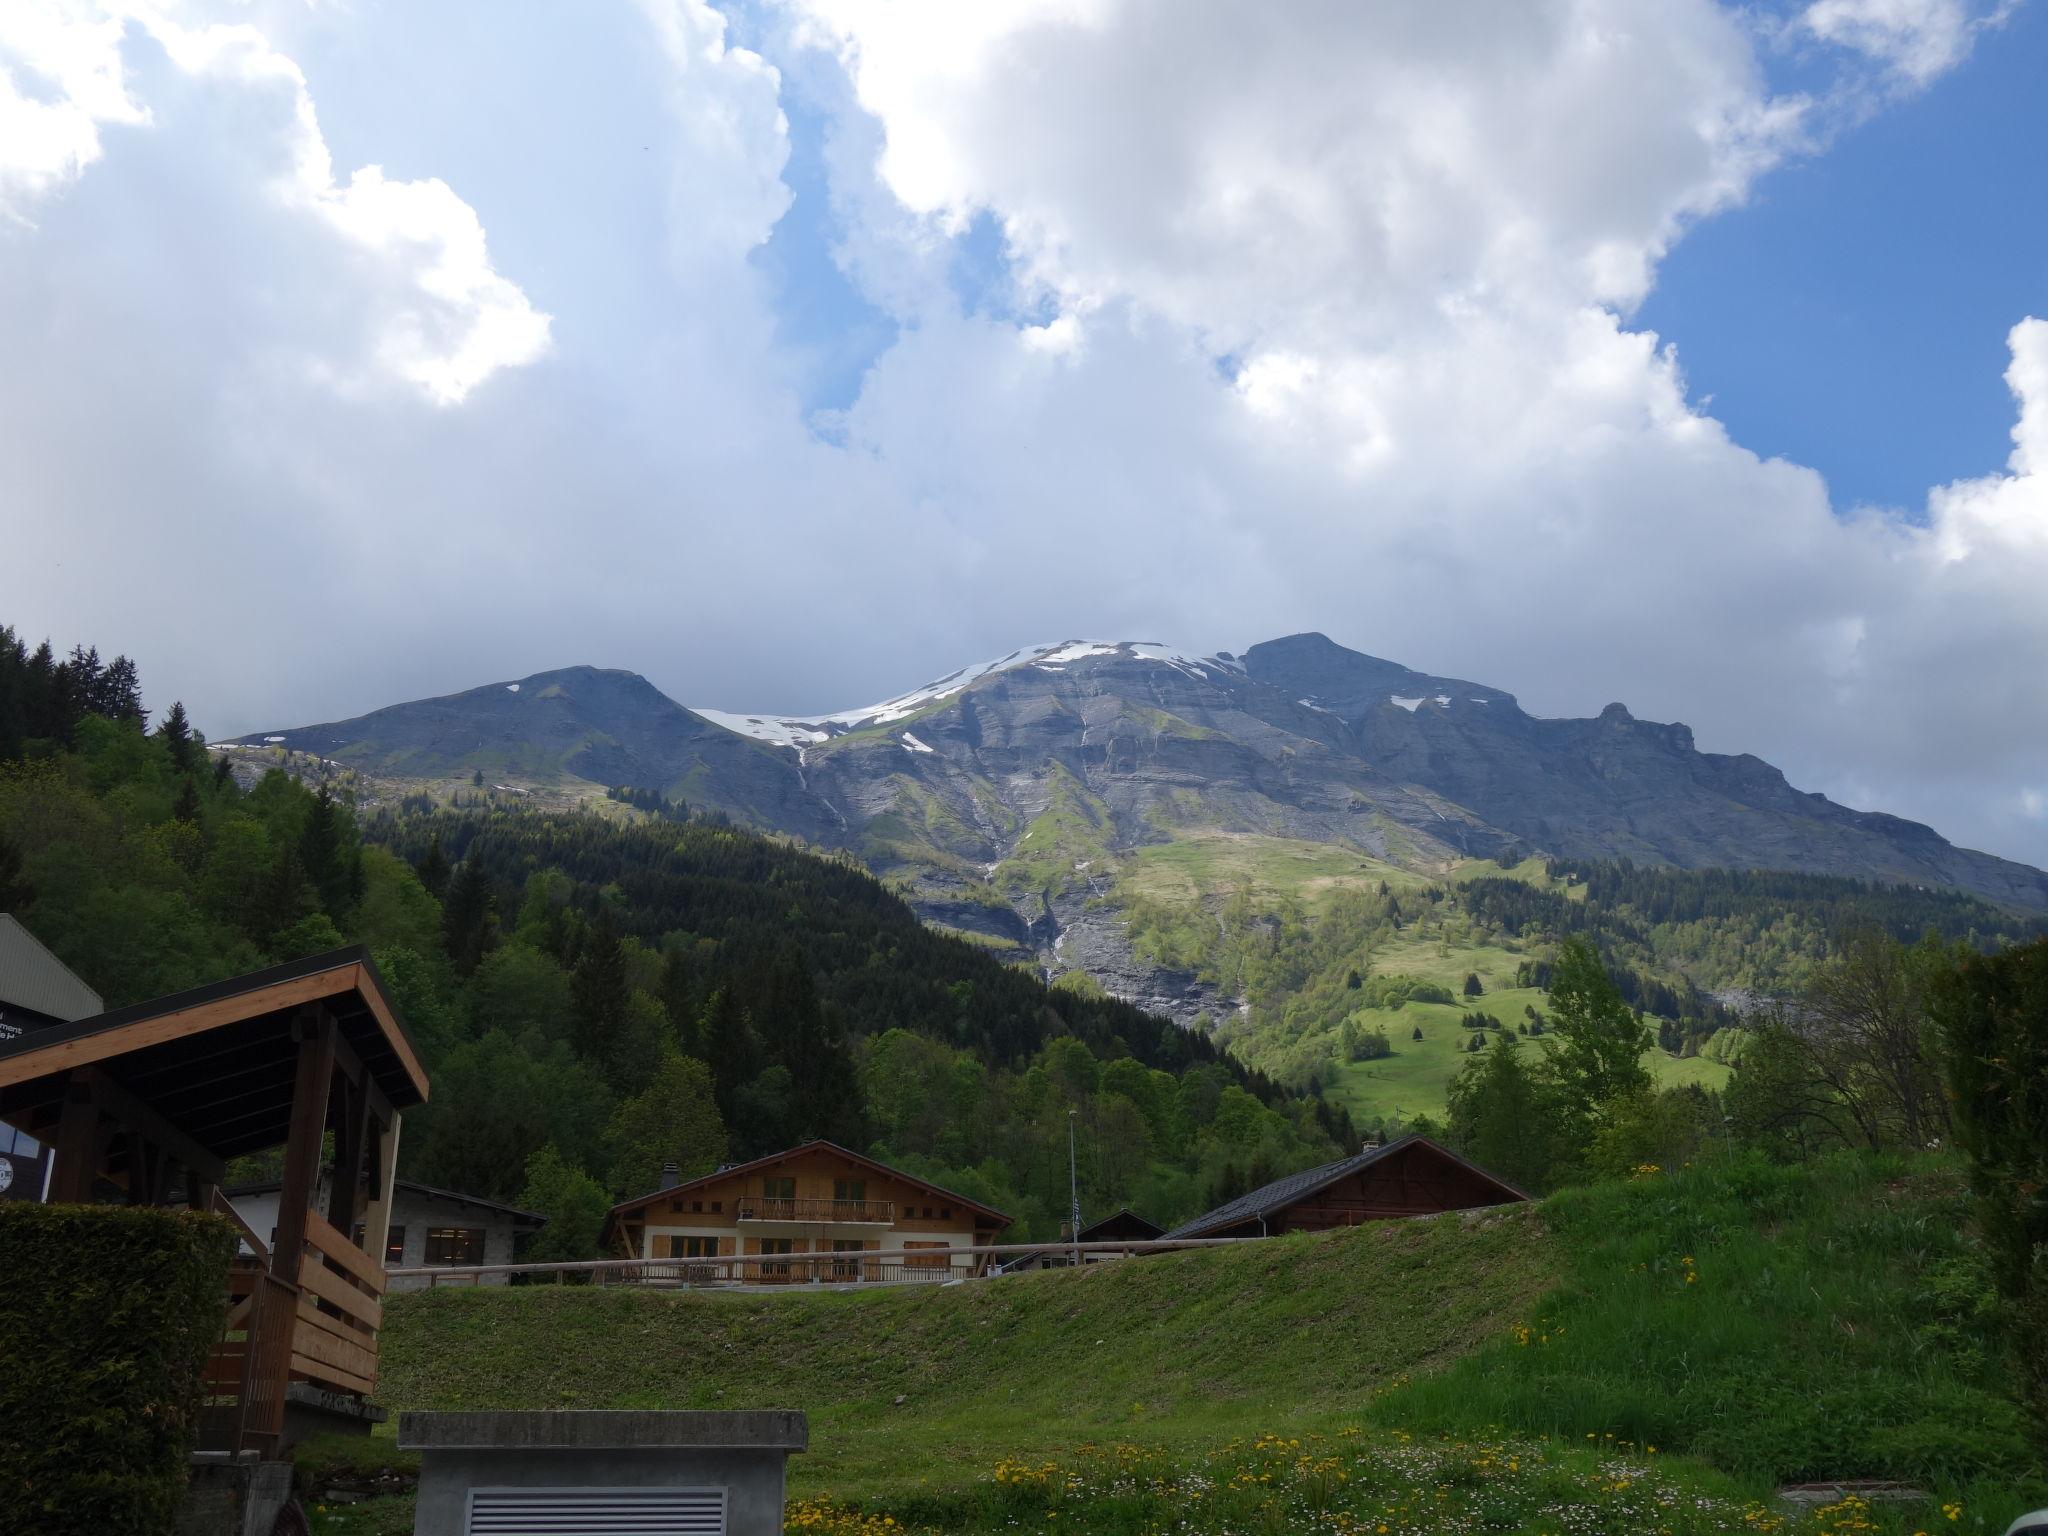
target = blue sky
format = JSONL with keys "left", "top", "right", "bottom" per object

{"left": 1643, "top": 2, "right": 2048, "bottom": 510}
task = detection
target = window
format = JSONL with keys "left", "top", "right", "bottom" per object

{"left": 940, "top": 1208, "right": 952, "bottom": 1220}
{"left": 425, "top": 1227, "right": 484, "bottom": 1266}
{"left": 352, "top": 1222, "right": 407, "bottom": 1263}
{"left": 833, "top": 1178, "right": 865, "bottom": 1202}
{"left": 663, "top": 1236, "right": 719, "bottom": 1259}
{"left": 762, "top": 1176, "right": 795, "bottom": 1200}
{"left": 690, "top": 1200, "right": 703, "bottom": 1213}
{"left": 830, "top": 1239, "right": 863, "bottom": 1280}
{"left": 710, "top": 1200, "right": 721, "bottom": 1213}
{"left": 759, "top": 1237, "right": 794, "bottom": 1279}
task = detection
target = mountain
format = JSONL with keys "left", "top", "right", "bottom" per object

{"left": 228, "top": 664, "right": 831, "bottom": 840}
{"left": 230, "top": 636, "right": 2048, "bottom": 1018}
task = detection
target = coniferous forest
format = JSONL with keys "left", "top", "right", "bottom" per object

{"left": 0, "top": 625, "right": 1352, "bottom": 1254}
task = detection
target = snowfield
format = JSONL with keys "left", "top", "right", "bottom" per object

{"left": 692, "top": 640, "right": 1237, "bottom": 748}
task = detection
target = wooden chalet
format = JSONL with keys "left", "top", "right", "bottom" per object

{"left": 0, "top": 946, "right": 428, "bottom": 1454}
{"left": 602, "top": 1140, "right": 1011, "bottom": 1282}
{"left": 1164, "top": 1135, "right": 1526, "bottom": 1240}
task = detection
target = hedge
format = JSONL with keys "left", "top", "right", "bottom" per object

{"left": 0, "top": 1203, "right": 237, "bottom": 1535}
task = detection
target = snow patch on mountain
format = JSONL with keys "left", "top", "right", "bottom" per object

{"left": 694, "top": 639, "right": 1235, "bottom": 748}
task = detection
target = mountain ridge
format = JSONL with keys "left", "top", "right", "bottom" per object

{"left": 228, "top": 636, "right": 2048, "bottom": 978}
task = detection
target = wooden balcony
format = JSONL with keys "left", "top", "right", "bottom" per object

{"left": 735, "top": 1195, "right": 894, "bottom": 1224}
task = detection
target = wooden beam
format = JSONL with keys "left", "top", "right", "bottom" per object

{"left": 358, "top": 1114, "right": 401, "bottom": 1273}
{"left": 0, "top": 966, "right": 358, "bottom": 1091}
{"left": 348, "top": 963, "right": 430, "bottom": 1105}
{"left": 75, "top": 1064, "right": 226, "bottom": 1186}
{"left": 269, "top": 1008, "right": 336, "bottom": 1288}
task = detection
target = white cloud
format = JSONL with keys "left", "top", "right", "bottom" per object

{"left": 0, "top": 0, "right": 2044, "bottom": 876}
{"left": 0, "top": 1, "right": 148, "bottom": 220}
{"left": 1799, "top": 0, "right": 2007, "bottom": 85}
{"left": 0, "top": 3, "right": 548, "bottom": 403}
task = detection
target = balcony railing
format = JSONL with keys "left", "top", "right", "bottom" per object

{"left": 735, "top": 1196, "right": 895, "bottom": 1224}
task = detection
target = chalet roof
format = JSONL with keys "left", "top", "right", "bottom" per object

{"left": 0, "top": 914, "right": 103, "bottom": 1026}
{"left": 0, "top": 946, "right": 429, "bottom": 1160}
{"left": 225, "top": 1177, "right": 547, "bottom": 1230}
{"left": 1162, "top": 1135, "right": 1527, "bottom": 1240}
{"left": 604, "top": 1139, "right": 1012, "bottom": 1228}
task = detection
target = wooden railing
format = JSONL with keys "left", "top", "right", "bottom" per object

{"left": 734, "top": 1196, "right": 895, "bottom": 1223}
{"left": 292, "top": 1211, "right": 387, "bottom": 1397}
{"left": 198, "top": 1262, "right": 296, "bottom": 1456}
{"left": 393, "top": 1236, "right": 1253, "bottom": 1290}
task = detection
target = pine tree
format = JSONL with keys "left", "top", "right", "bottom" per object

{"left": 99, "top": 655, "right": 144, "bottom": 724}
{"left": 297, "top": 783, "right": 351, "bottom": 915}
{"left": 441, "top": 858, "right": 494, "bottom": 976}
{"left": 415, "top": 832, "right": 451, "bottom": 901}
{"left": 1463, "top": 972, "right": 1484, "bottom": 997}
{"left": 157, "top": 700, "right": 195, "bottom": 772}
{"left": 571, "top": 908, "right": 630, "bottom": 1067}
{"left": 172, "top": 777, "right": 201, "bottom": 824}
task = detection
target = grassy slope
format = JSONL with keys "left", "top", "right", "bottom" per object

{"left": 377, "top": 1205, "right": 1554, "bottom": 1499}
{"left": 1327, "top": 931, "right": 1731, "bottom": 1123}
{"left": 1373, "top": 1155, "right": 2038, "bottom": 1493}
{"left": 1121, "top": 830, "right": 1436, "bottom": 911}
{"left": 329, "top": 1155, "right": 2041, "bottom": 1535}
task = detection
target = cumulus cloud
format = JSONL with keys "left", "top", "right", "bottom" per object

{"left": 0, "top": 1, "right": 147, "bottom": 219}
{"left": 0, "top": 3, "right": 548, "bottom": 403}
{"left": 0, "top": 0, "right": 2043, "bottom": 871}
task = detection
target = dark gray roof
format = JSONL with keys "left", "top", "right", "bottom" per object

{"left": 1162, "top": 1135, "right": 1523, "bottom": 1239}
{"left": 0, "top": 915, "right": 102, "bottom": 1024}
{"left": 225, "top": 1176, "right": 546, "bottom": 1228}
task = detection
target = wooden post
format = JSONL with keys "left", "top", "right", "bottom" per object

{"left": 358, "top": 1114, "right": 402, "bottom": 1268}
{"left": 270, "top": 1007, "right": 336, "bottom": 1288}
{"left": 325, "top": 1069, "right": 370, "bottom": 1240}
{"left": 48, "top": 1071, "right": 101, "bottom": 1203}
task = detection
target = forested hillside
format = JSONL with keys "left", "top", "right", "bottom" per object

{"left": 0, "top": 625, "right": 1351, "bottom": 1249}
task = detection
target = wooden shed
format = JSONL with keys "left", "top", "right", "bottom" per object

{"left": 1164, "top": 1135, "right": 1525, "bottom": 1240}
{"left": 0, "top": 946, "right": 428, "bottom": 1454}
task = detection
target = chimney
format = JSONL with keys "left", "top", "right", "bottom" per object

{"left": 658, "top": 1161, "right": 680, "bottom": 1190}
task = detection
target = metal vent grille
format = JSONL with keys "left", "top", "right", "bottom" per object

{"left": 466, "top": 1487, "right": 726, "bottom": 1535}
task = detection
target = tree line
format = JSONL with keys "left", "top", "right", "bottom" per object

{"left": 0, "top": 623, "right": 1355, "bottom": 1260}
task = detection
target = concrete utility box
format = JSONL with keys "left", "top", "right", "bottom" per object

{"left": 398, "top": 1410, "right": 807, "bottom": 1536}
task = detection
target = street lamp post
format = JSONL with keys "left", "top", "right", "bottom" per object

{"left": 1067, "top": 1108, "right": 1082, "bottom": 1264}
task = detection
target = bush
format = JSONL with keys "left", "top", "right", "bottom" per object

{"left": 0, "top": 1203, "right": 236, "bottom": 1535}
{"left": 1932, "top": 938, "right": 2048, "bottom": 1446}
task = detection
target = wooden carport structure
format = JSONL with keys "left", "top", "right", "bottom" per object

{"left": 0, "top": 946, "right": 428, "bottom": 1454}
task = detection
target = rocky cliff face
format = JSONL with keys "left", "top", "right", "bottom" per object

{"left": 1242, "top": 633, "right": 2048, "bottom": 911}
{"left": 235, "top": 635, "right": 2048, "bottom": 1019}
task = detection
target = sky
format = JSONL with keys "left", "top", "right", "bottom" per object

{"left": 1, "top": 0, "right": 2046, "bottom": 869}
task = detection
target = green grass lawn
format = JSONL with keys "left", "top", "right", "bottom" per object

{"left": 309, "top": 1154, "right": 2042, "bottom": 1536}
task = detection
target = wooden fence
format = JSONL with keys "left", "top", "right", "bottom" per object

{"left": 391, "top": 1236, "right": 1253, "bottom": 1290}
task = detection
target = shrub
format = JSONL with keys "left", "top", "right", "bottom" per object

{"left": 1932, "top": 938, "right": 2048, "bottom": 1446}
{"left": 0, "top": 1203, "right": 235, "bottom": 1535}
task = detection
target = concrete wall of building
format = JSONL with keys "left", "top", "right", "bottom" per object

{"left": 229, "top": 1185, "right": 526, "bottom": 1291}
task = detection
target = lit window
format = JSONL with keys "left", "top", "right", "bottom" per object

{"left": 425, "top": 1227, "right": 484, "bottom": 1265}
